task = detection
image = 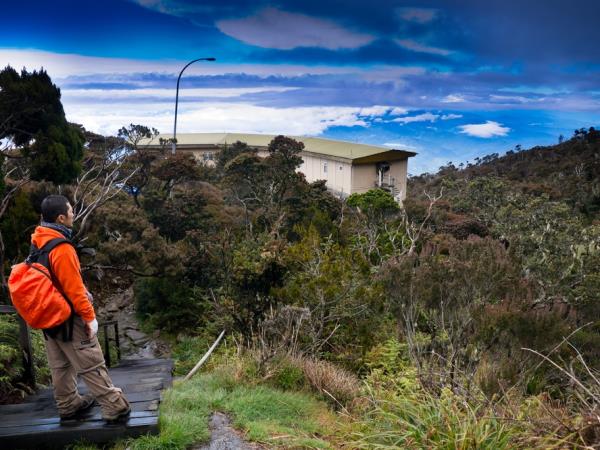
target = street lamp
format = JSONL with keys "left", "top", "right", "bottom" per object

{"left": 172, "top": 57, "right": 216, "bottom": 154}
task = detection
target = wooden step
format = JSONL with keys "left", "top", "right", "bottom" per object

{"left": 0, "top": 358, "right": 173, "bottom": 449}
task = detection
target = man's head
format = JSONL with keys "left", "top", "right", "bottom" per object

{"left": 41, "top": 195, "right": 74, "bottom": 227}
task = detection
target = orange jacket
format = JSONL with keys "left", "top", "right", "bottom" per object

{"left": 31, "top": 226, "right": 96, "bottom": 323}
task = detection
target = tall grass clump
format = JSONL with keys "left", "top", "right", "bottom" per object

{"left": 293, "top": 355, "right": 361, "bottom": 406}
{"left": 350, "top": 387, "right": 518, "bottom": 449}
{"left": 343, "top": 338, "right": 572, "bottom": 449}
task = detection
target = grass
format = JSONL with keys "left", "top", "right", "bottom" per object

{"left": 71, "top": 357, "right": 337, "bottom": 450}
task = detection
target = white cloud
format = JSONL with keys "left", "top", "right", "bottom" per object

{"left": 440, "top": 113, "right": 462, "bottom": 120}
{"left": 62, "top": 87, "right": 297, "bottom": 100}
{"left": 63, "top": 101, "right": 384, "bottom": 137}
{"left": 392, "top": 112, "right": 438, "bottom": 124}
{"left": 441, "top": 94, "right": 465, "bottom": 103}
{"left": 396, "top": 7, "right": 438, "bottom": 24}
{"left": 216, "top": 8, "right": 375, "bottom": 50}
{"left": 383, "top": 142, "right": 418, "bottom": 151}
{"left": 389, "top": 106, "right": 409, "bottom": 115}
{"left": 459, "top": 121, "right": 510, "bottom": 138}
{"left": 395, "top": 39, "right": 452, "bottom": 56}
{"left": 358, "top": 105, "right": 396, "bottom": 117}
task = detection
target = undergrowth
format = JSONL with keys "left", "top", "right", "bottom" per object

{"left": 72, "top": 335, "right": 590, "bottom": 449}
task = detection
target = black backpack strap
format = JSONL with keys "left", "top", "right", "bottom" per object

{"left": 35, "top": 238, "right": 73, "bottom": 267}
{"left": 27, "top": 238, "right": 71, "bottom": 264}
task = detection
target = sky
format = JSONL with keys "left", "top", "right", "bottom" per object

{"left": 1, "top": 0, "right": 599, "bottom": 174}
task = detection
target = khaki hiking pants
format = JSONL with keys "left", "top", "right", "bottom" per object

{"left": 44, "top": 315, "right": 130, "bottom": 419}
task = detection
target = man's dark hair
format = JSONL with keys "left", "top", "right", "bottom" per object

{"left": 41, "top": 195, "right": 70, "bottom": 223}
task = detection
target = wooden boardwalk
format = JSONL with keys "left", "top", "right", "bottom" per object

{"left": 0, "top": 358, "right": 173, "bottom": 449}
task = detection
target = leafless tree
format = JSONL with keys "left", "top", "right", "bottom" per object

{"left": 71, "top": 153, "right": 138, "bottom": 241}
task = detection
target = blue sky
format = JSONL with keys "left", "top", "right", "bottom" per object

{"left": 1, "top": 0, "right": 599, "bottom": 173}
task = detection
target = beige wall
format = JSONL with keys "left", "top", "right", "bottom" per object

{"left": 298, "top": 154, "right": 352, "bottom": 196}
{"left": 389, "top": 159, "right": 408, "bottom": 201}
{"left": 351, "top": 163, "right": 376, "bottom": 194}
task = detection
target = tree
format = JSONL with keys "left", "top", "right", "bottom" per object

{"left": 151, "top": 152, "right": 200, "bottom": 196}
{"left": 0, "top": 66, "right": 85, "bottom": 296}
{"left": 0, "top": 66, "right": 84, "bottom": 185}
{"left": 221, "top": 136, "right": 305, "bottom": 236}
{"left": 216, "top": 141, "right": 253, "bottom": 172}
{"left": 117, "top": 124, "right": 161, "bottom": 207}
{"left": 274, "top": 226, "right": 384, "bottom": 362}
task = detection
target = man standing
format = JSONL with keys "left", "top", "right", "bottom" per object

{"left": 32, "top": 195, "right": 130, "bottom": 422}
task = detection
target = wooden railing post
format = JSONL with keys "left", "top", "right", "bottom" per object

{"left": 103, "top": 326, "right": 111, "bottom": 368}
{"left": 17, "top": 315, "right": 35, "bottom": 386}
{"left": 99, "top": 320, "right": 121, "bottom": 368}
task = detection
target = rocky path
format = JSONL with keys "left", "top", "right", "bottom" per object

{"left": 193, "top": 412, "right": 263, "bottom": 450}
{"left": 96, "top": 287, "right": 168, "bottom": 359}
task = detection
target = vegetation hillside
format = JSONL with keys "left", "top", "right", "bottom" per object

{"left": 1, "top": 67, "right": 599, "bottom": 448}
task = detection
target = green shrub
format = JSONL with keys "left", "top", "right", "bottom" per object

{"left": 134, "top": 277, "right": 205, "bottom": 333}
{"left": 0, "top": 315, "right": 21, "bottom": 394}
{"left": 0, "top": 315, "right": 50, "bottom": 397}
{"left": 347, "top": 188, "right": 400, "bottom": 217}
{"left": 271, "top": 358, "right": 305, "bottom": 391}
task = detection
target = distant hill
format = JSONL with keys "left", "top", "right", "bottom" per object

{"left": 408, "top": 127, "right": 600, "bottom": 220}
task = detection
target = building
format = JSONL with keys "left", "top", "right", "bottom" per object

{"left": 144, "top": 133, "right": 416, "bottom": 201}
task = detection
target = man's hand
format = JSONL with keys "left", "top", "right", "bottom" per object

{"left": 85, "top": 319, "right": 98, "bottom": 338}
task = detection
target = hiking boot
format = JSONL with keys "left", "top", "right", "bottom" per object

{"left": 104, "top": 405, "right": 131, "bottom": 424}
{"left": 59, "top": 393, "right": 96, "bottom": 421}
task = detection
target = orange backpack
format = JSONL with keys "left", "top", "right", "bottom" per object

{"left": 8, "top": 238, "right": 75, "bottom": 332}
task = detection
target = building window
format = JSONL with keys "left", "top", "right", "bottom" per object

{"left": 339, "top": 165, "right": 343, "bottom": 171}
{"left": 323, "top": 161, "right": 328, "bottom": 173}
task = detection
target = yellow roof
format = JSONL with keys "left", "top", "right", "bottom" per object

{"left": 141, "top": 133, "right": 416, "bottom": 160}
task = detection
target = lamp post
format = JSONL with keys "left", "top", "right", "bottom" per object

{"left": 172, "top": 57, "right": 216, "bottom": 154}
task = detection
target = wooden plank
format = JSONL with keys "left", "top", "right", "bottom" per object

{"left": 0, "top": 392, "right": 161, "bottom": 418}
{"left": 0, "top": 410, "right": 157, "bottom": 428}
{"left": 0, "top": 400, "right": 159, "bottom": 423}
{"left": 0, "top": 415, "right": 158, "bottom": 449}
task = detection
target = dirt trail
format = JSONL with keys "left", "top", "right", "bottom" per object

{"left": 194, "top": 412, "right": 263, "bottom": 450}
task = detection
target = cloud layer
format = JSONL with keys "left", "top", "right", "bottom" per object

{"left": 66, "top": 101, "right": 388, "bottom": 136}
{"left": 216, "top": 8, "right": 375, "bottom": 50}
